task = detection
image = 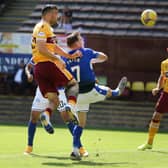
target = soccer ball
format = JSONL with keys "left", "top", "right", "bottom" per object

{"left": 141, "top": 9, "right": 157, "bottom": 27}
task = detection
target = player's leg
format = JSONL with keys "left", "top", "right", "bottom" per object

{"left": 70, "top": 101, "right": 90, "bottom": 160}
{"left": 60, "top": 71, "right": 84, "bottom": 160}
{"left": 138, "top": 112, "right": 163, "bottom": 150}
{"left": 105, "top": 76, "right": 127, "bottom": 98}
{"left": 58, "top": 88, "right": 84, "bottom": 160}
{"left": 57, "top": 89, "right": 85, "bottom": 159}
{"left": 46, "top": 64, "right": 79, "bottom": 117}
{"left": 147, "top": 112, "right": 163, "bottom": 146}
{"left": 89, "top": 77, "right": 127, "bottom": 103}
{"left": 77, "top": 111, "right": 89, "bottom": 157}
{"left": 34, "top": 62, "right": 61, "bottom": 134}
{"left": 65, "top": 78, "right": 79, "bottom": 115}
{"left": 138, "top": 91, "right": 168, "bottom": 150}
{"left": 24, "top": 110, "right": 40, "bottom": 155}
{"left": 24, "top": 87, "right": 51, "bottom": 154}
{"left": 58, "top": 89, "right": 77, "bottom": 134}
{"left": 40, "top": 92, "right": 59, "bottom": 134}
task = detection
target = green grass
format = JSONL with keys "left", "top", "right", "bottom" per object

{"left": 0, "top": 125, "right": 168, "bottom": 168}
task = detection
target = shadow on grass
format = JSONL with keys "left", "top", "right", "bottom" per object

{"left": 30, "top": 153, "right": 69, "bottom": 160}
{"left": 151, "top": 150, "right": 168, "bottom": 155}
{"left": 42, "top": 161, "right": 136, "bottom": 167}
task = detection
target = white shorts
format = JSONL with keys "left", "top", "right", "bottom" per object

{"left": 32, "top": 83, "right": 108, "bottom": 113}
{"left": 76, "top": 84, "right": 109, "bottom": 112}
{"left": 31, "top": 87, "right": 67, "bottom": 112}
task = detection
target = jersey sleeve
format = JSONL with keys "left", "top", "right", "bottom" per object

{"left": 36, "top": 24, "right": 51, "bottom": 41}
{"left": 87, "top": 48, "right": 99, "bottom": 59}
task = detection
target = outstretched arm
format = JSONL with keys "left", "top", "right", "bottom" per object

{"left": 91, "top": 52, "right": 108, "bottom": 64}
{"left": 152, "top": 74, "right": 164, "bottom": 96}
{"left": 25, "top": 62, "right": 34, "bottom": 82}
{"left": 37, "top": 40, "right": 81, "bottom": 62}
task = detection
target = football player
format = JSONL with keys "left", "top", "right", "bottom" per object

{"left": 138, "top": 48, "right": 168, "bottom": 150}
{"left": 61, "top": 31, "right": 127, "bottom": 160}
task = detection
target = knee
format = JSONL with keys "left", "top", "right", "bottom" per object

{"left": 30, "top": 112, "right": 40, "bottom": 123}
{"left": 66, "top": 79, "right": 79, "bottom": 97}
{"left": 68, "top": 79, "right": 78, "bottom": 86}
{"left": 67, "top": 79, "right": 79, "bottom": 91}
{"left": 152, "top": 112, "right": 162, "bottom": 122}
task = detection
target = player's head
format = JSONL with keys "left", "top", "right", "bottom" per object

{"left": 67, "top": 32, "right": 84, "bottom": 49}
{"left": 42, "top": 5, "right": 58, "bottom": 25}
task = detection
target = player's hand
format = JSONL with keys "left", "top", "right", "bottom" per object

{"left": 27, "top": 74, "right": 33, "bottom": 83}
{"left": 71, "top": 50, "right": 82, "bottom": 59}
{"left": 152, "top": 87, "right": 160, "bottom": 96}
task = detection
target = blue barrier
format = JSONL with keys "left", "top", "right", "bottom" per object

{"left": 0, "top": 53, "right": 31, "bottom": 73}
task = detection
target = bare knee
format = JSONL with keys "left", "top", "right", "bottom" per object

{"left": 152, "top": 112, "right": 163, "bottom": 122}
{"left": 68, "top": 78, "right": 78, "bottom": 86}
{"left": 65, "top": 79, "right": 79, "bottom": 99}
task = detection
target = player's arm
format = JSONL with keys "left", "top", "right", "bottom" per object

{"left": 36, "top": 25, "right": 81, "bottom": 61}
{"left": 37, "top": 40, "right": 81, "bottom": 61}
{"left": 91, "top": 52, "right": 108, "bottom": 64}
{"left": 25, "top": 61, "right": 34, "bottom": 82}
{"left": 152, "top": 74, "right": 164, "bottom": 96}
{"left": 36, "top": 40, "right": 67, "bottom": 70}
{"left": 54, "top": 43, "right": 82, "bottom": 59}
{"left": 36, "top": 40, "right": 61, "bottom": 59}
{"left": 152, "top": 62, "right": 165, "bottom": 96}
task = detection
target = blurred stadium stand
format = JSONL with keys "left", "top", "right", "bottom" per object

{"left": 0, "top": 0, "right": 40, "bottom": 32}
{"left": 0, "top": 0, "right": 167, "bottom": 37}
{"left": 1, "top": 96, "right": 168, "bottom": 130}
{"left": 12, "top": 0, "right": 168, "bottom": 37}
{"left": 0, "top": 0, "right": 167, "bottom": 93}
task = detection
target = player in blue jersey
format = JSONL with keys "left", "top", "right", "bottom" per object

{"left": 62, "top": 32, "right": 127, "bottom": 160}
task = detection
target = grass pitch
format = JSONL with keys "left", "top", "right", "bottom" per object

{"left": 0, "top": 125, "right": 168, "bottom": 168}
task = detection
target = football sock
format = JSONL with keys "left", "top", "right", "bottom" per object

{"left": 66, "top": 121, "right": 83, "bottom": 148}
{"left": 66, "top": 121, "right": 75, "bottom": 135}
{"left": 68, "top": 96, "right": 77, "bottom": 106}
{"left": 147, "top": 120, "right": 160, "bottom": 145}
{"left": 111, "top": 89, "right": 119, "bottom": 97}
{"left": 28, "top": 121, "right": 37, "bottom": 146}
{"left": 73, "top": 125, "right": 83, "bottom": 148}
{"left": 78, "top": 138, "right": 82, "bottom": 148}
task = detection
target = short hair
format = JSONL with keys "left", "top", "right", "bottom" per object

{"left": 67, "top": 32, "right": 80, "bottom": 47}
{"left": 42, "top": 5, "right": 58, "bottom": 16}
